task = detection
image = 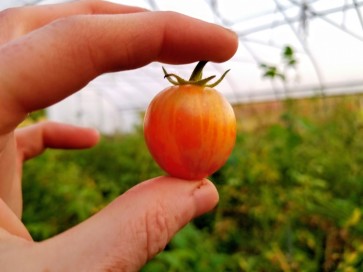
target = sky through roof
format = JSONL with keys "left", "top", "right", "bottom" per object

{"left": 1, "top": 0, "right": 363, "bottom": 133}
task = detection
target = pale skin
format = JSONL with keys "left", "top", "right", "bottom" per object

{"left": 0, "top": 0, "right": 238, "bottom": 271}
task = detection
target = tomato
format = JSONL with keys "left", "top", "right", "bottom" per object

{"left": 144, "top": 61, "right": 236, "bottom": 180}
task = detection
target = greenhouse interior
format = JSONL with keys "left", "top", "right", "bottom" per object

{"left": 1, "top": 0, "right": 363, "bottom": 271}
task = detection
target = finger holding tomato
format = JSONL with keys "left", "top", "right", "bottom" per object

{"left": 144, "top": 61, "right": 236, "bottom": 180}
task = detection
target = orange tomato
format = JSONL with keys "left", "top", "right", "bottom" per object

{"left": 144, "top": 61, "right": 236, "bottom": 180}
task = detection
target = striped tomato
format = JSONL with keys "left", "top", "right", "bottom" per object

{"left": 144, "top": 61, "right": 236, "bottom": 180}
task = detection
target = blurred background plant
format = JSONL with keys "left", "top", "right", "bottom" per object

{"left": 21, "top": 47, "right": 363, "bottom": 271}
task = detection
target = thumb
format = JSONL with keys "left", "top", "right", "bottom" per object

{"left": 37, "top": 176, "right": 219, "bottom": 272}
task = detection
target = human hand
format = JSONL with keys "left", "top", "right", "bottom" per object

{"left": 0, "top": 1, "right": 238, "bottom": 271}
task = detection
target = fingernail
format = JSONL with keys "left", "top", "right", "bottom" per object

{"left": 221, "top": 26, "right": 238, "bottom": 37}
{"left": 228, "top": 28, "right": 238, "bottom": 37}
{"left": 192, "top": 179, "right": 219, "bottom": 217}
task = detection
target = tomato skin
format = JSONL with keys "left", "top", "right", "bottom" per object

{"left": 144, "top": 84, "right": 236, "bottom": 180}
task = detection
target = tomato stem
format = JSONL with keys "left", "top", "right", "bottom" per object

{"left": 162, "top": 61, "right": 230, "bottom": 88}
{"left": 189, "top": 61, "right": 208, "bottom": 81}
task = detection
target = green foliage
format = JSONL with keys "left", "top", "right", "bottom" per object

{"left": 22, "top": 130, "right": 163, "bottom": 240}
{"left": 282, "top": 46, "right": 297, "bottom": 67}
{"left": 22, "top": 96, "right": 363, "bottom": 271}
{"left": 28, "top": 109, "right": 46, "bottom": 121}
{"left": 209, "top": 97, "right": 363, "bottom": 272}
{"left": 142, "top": 224, "right": 241, "bottom": 272}
{"left": 259, "top": 45, "right": 298, "bottom": 82}
{"left": 260, "top": 64, "right": 286, "bottom": 81}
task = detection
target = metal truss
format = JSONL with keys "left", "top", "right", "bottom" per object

{"left": 10, "top": 0, "right": 363, "bottom": 106}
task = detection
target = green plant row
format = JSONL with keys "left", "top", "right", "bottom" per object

{"left": 23, "top": 96, "right": 363, "bottom": 271}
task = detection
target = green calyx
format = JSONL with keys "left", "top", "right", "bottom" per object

{"left": 162, "top": 61, "right": 230, "bottom": 88}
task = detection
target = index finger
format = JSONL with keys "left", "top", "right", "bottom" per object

{"left": 0, "top": 0, "right": 147, "bottom": 45}
{"left": 0, "top": 11, "right": 238, "bottom": 133}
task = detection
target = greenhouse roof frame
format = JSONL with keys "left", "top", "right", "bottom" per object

{"left": 1, "top": 0, "right": 363, "bottom": 132}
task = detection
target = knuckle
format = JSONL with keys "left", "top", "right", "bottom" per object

{"left": 48, "top": 14, "right": 82, "bottom": 30}
{"left": 48, "top": 15, "right": 105, "bottom": 73}
{"left": 0, "top": 7, "right": 27, "bottom": 42}
{"left": 159, "top": 10, "right": 188, "bottom": 26}
{"left": 0, "top": 7, "right": 23, "bottom": 21}
{"left": 143, "top": 202, "right": 173, "bottom": 260}
{"left": 160, "top": 10, "right": 181, "bottom": 19}
{"left": 45, "top": 15, "right": 101, "bottom": 74}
